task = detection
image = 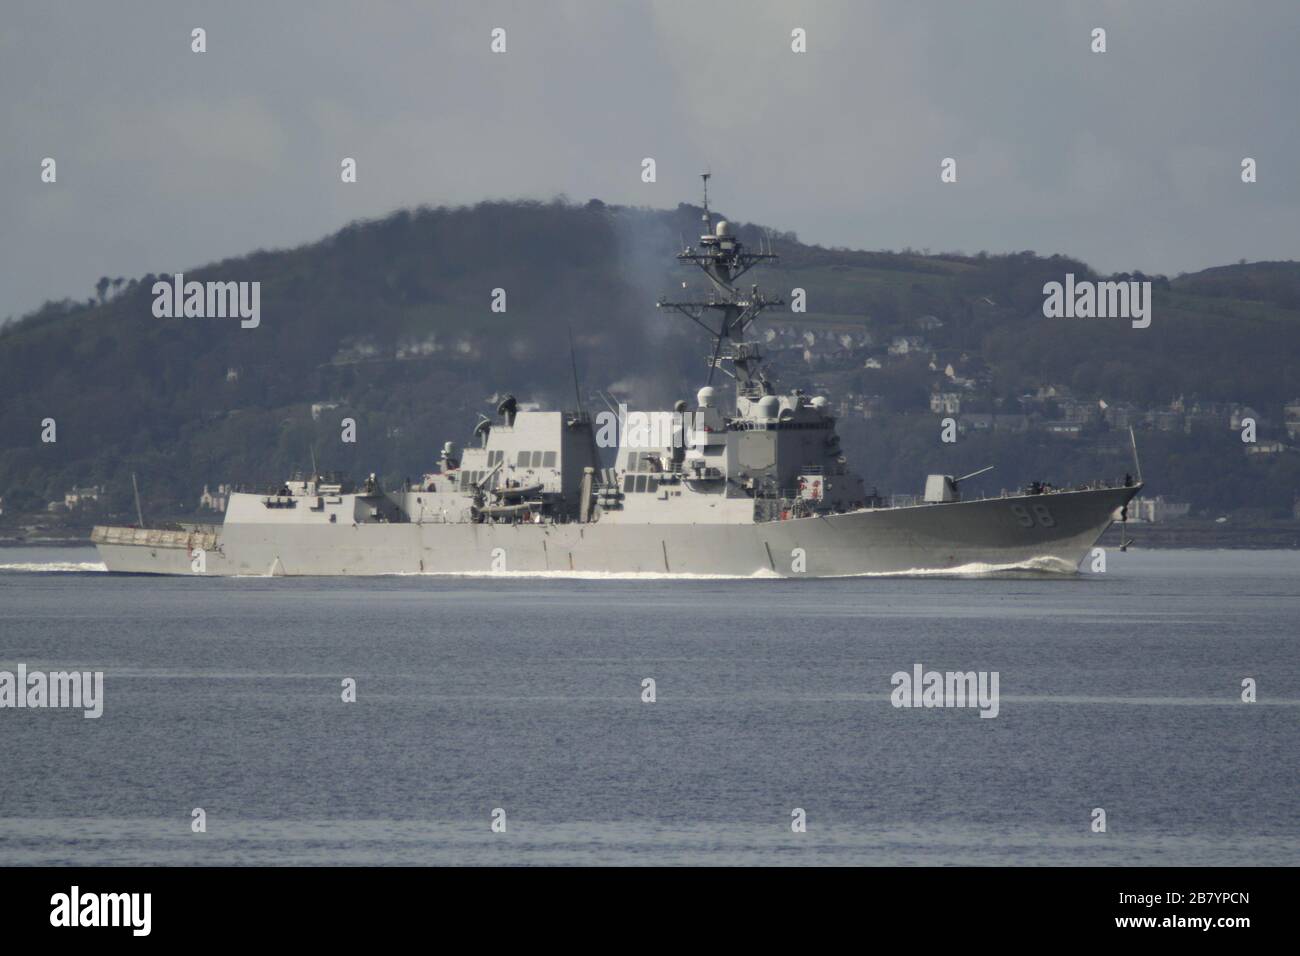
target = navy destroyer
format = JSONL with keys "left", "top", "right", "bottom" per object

{"left": 93, "top": 181, "right": 1141, "bottom": 576}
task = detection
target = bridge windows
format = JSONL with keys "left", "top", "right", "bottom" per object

{"left": 510, "top": 450, "right": 558, "bottom": 469}
{"left": 621, "top": 474, "right": 659, "bottom": 494}
{"left": 458, "top": 470, "right": 488, "bottom": 491}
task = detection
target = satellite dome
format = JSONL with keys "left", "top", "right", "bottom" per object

{"left": 756, "top": 395, "right": 780, "bottom": 419}
{"left": 715, "top": 220, "right": 731, "bottom": 237}
{"left": 697, "top": 386, "right": 716, "bottom": 408}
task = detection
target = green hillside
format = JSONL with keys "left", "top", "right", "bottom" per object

{"left": 2, "top": 199, "right": 1298, "bottom": 523}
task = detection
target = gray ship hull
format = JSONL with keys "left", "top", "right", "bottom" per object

{"left": 92, "top": 183, "right": 1143, "bottom": 581}
{"left": 93, "top": 485, "right": 1138, "bottom": 577}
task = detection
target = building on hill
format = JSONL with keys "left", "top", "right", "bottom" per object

{"left": 1229, "top": 405, "right": 1261, "bottom": 430}
{"left": 1032, "top": 384, "right": 1070, "bottom": 402}
{"left": 1283, "top": 398, "right": 1300, "bottom": 440}
{"left": 199, "top": 484, "right": 231, "bottom": 512}
{"left": 63, "top": 486, "right": 101, "bottom": 509}
{"left": 1133, "top": 496, "right": 1191, "bottom": 522}
{"left": 941, "top": 363, "right": 978, "bottom": 389}
{"left": 1043, "top": 421, "right": 1084, "bottom": 438}
{"left": 888, "top": 336, "right": 926, "bottom": 356}
{"left": 959, "top": 413, "right": 993, "bottom": 434}
{"left": 1060, "top": 398, "right": 1098, "bottom": 424}
{"left": 930, "top": 391, "right": 962, "bottom": 415}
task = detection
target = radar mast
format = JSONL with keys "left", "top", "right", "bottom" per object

{"left": 657, "top": 174, "right": 784, "bottom": 398}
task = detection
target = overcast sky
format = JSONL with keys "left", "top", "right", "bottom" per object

{"left": 3, "top": 0, "right": 1297, "bottom": 320}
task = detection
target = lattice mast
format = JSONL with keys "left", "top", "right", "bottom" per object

{"left": 656, "top": 173, "right": 784, "bottom": 397}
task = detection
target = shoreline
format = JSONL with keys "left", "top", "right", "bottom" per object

{"left": 1099, "top": 521, "right": 1300, "bottom": 550}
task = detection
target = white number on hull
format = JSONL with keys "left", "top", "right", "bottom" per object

{"left": 1010, "top": 503, "right": 1055, "bottom": 528}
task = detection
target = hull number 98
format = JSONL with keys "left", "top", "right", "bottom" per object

{"left": 1010, "top": 503, "right": 1055, "bottom": 528}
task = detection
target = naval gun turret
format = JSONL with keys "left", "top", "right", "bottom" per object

{"left": 924, "top": 466, "right": 995, "bottom": 503}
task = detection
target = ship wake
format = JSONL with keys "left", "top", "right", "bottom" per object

{"left": 0, "top": 560, "right": 108, "bottom": 573}
{"left": 387, "top": 568, "right": 788, "bottom": 581}
{"left": 834, "top": 555, "right": 1080, "bottom": 578}
{"left": 381, "top": 555, "right": 1079, "bottom": 580}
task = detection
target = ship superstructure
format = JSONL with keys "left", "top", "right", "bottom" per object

{"left": 93, "top": 180, "right": 1140, "bottom": 576}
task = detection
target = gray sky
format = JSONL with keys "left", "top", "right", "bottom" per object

{"left": 3, "top": 0, "right": 1297, "bottom": 320}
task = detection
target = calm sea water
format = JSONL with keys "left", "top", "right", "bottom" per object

{"left": 1, "top": 546, "right": 1297, "bottom": 866}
